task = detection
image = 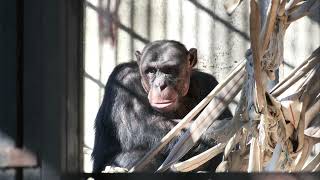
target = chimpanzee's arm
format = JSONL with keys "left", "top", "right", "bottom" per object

{"left": 92, "top": 86, "right": 122, "bottom": 172}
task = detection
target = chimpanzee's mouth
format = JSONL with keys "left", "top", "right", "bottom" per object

{"left": 151, "top": 99, "right": 177, "bottom": 110}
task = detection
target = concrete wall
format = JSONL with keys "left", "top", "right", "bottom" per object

{"left": 83, "top": 0, "right": 320, "bottom": 172}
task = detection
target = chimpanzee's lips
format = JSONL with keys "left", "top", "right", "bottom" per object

{"left": 151, "top": 99, "right": 177, "bottom": 110}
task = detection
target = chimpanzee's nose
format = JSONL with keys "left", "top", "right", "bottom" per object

{"left": 159, "top": 83, "right": 167, "bottom": 91}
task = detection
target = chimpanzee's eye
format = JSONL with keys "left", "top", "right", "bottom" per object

{"left": 162, "top": 67, "right": 178, "bottom": 75}
{"left": 145, "top": 67, "right": 156, "bottom": 74}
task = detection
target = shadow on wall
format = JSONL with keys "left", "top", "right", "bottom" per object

{"left": 187, "top": 0, "right": 249, "bottom": 41}
{"left": 86, "top": 0, "right": 251, "bottom": 49}
{"left": 86, "top": 0, "right": 150, "bottom": 46}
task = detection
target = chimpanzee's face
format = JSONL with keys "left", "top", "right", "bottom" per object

{"left": 136, "top": 41, "right": 197, "bottom": 112}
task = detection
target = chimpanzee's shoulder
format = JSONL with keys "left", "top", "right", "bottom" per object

{"left": 111, "top": 61, "right": 139, "bottom": 75}
{"left": 108, "top": 61, "right": 140, "bottom": 82}
{"left": 191, "top": 70, "right": 219, "bottom": 87}
{"left": 189, "top": 70, "right": 219, "bottom": 97}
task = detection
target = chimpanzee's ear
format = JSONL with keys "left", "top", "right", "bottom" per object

{"left": 188, "top": 48, "right": 198, "bottom": 67}
{"left": 135, "top": 51, "right": 142, "bottom": 63}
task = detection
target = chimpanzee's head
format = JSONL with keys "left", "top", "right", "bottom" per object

{"left": 135, "top": 40, "right": 197, "bottom": 112}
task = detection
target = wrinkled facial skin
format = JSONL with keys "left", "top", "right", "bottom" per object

{"left": 135, "top": 41, "right": 197, "bottom": 112}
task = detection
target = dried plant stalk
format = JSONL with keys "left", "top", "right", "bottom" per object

{"left": 271, "top": 47, "right": 320, "bottom": 97}
{"left": 170, "top": 143, "right": 226, "bottom": 172}
{"left": 265, "top": 143, "right": 282, "bottom": 171}
{"left": 250, "top": 0, "right": 265, "bottom": 112}
{"left": 260, "top": 0, "right": 280, "bottom": 53}
{"left": 285, "top": 0, "right": 302, "bottom": 11}
{"left": 248, "top": 137, "right": 261, "bottom": 172}
{"left": 288, "top": 0, "right": 320, "bottom": 23}
{"left": 302, "top": 150, "right": 320, "bottom": 171}
{"left": 305, "top": 96, "right": 320, "bottom": 128}
{"left": 292, "top": 136, "right": 314, "bottom": 171}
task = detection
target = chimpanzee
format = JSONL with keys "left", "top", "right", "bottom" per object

{"left": 92, "top": 40, "right": 232, "bottom": 172}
